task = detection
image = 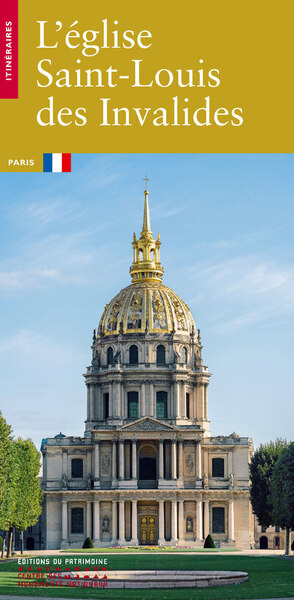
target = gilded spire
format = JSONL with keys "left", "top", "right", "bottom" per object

{"left": 129, "top": 182, "right": 164, "bottom": 283}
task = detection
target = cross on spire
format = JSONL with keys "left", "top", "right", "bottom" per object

{"left": 144, "top": 175, "right": 150, "bottom": 193}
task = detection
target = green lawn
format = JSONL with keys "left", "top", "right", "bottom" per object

{"left": 0, "top": 554, "right": 293, "bottom": 600}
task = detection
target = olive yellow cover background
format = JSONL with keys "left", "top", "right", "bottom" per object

{"left": 1, "top": 0, "right": 293, "bottom": 171}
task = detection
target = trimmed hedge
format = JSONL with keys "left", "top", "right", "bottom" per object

{"left": 82, "top": 537, "right": 94, "bottom": 549}
{"left": 204, "top": 534, "right": 216, "bottom": 548}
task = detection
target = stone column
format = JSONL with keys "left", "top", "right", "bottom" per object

{"left": 204, "top": 384, "right": 208, "bottom": 419}
{"left": 149, "top": 383, "right": 155, "bottom": 417}
{"left": 171, "top": 501, "right": 178, "bottom": 543}
{"left": 118, "top": 500, "right": 125, "bottom": 545}
{"left": 119, "top": 441, "right": 124, "bottom": 480}
{"left": 112, "top": 441, "right": 117, "bottom": 480}
{"left": 62, "top": 450, "right": 68, "bottom": 477}
{"left": 204, "top": 500, "right": 210, "bottom": 539}
{"left": 159, "top": 440, "right": 164, "bottom": 479}
{"left": 175, "top": 382, "right": 181, "bottom": 417}
{"left": 90, "top": 384, "right": 95, "bottom": 420}
{"left": 200, "top": 383, "right": 205, "bottom": 419}
{"left": 93, "top": 501, "right": 100, "bottom": 543}
{"left": 132, "top": 439, "right": 137, "bottom": 480}
{"left": 178, "top": 500, "right": 184, "bottom": 542}
{"left": 178, "top": 441, "right": 184, "bottom": 480}
{"left": 131, "top": 500, "right": 138, "bottom": 544}
{"left": 86, "top": 501, "right": 92, "bottom": 538}
{"left": 228, "top": 500, "right": 235, "bottom": 540}
{"left": 196, "top": 442, "right": 202, "bottom": 479}
{"left": 87, "top": 384, "right": 90, "bottom": 420}
{"left": 141, "top": 383, "right": 146, "bottom": 417}
{"left": 109, "top": 381, "right": 113, "bottom": 418}
{"left": 182, "top": 381, "right": 186, "bottom": 416}
{"left": 171, "top": 440, "right": 177, "bottom": 479}
{"left": 61, "top": 500, "right": 68, "bottom": 542}
{"left": 113, "top": 381, "right": 121, "bottom": 418}
{"left": 112, "top": 501, "right": 117, "bottom": 543}
{"left": 158, "top": 500, "right": 165, "bottom": 544}
{"left": 193, "top": 385, "right": 197, "bottom": 419}
{"left": 196, "top": 500, "right": 203, "bottom": 541}
{"left": 94, "top": 442, "right": 100, "bottom": 480}
{"left": 228, "top": 450, "right": 233, "bottom": 477}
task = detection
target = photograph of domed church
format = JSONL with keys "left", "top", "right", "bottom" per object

{"left": 41, "top": 182, "right": 254, "bottom": 550}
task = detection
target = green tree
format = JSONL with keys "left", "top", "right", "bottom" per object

{"left": 1, "top": 438, "right": 43, "bottom": 558}
{"left": 249, "top": 439, "right": 288, "bottom": 528}
{"left": 270, "top": 443, "right": 294, "bottom": 555}
{"left": 0, "top": 412, "right": 14, "bottom": 558}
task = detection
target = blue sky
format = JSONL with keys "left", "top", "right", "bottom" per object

{"left": 0, "top": 154, "right": 293, "bottom": 450}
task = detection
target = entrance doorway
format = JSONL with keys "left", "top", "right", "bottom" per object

{"left": 139, "top": 457, "right": 156, "bottom": 480}
{"left": 140, "top": 515, "right": 156, "bottom": 545}
{"left": 26, "top": 537, "right": 34, "bottom": 550}
{"left": 260, "top": 536, "right": 268, "bottom": 549}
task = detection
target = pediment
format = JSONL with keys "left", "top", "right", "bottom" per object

{"left": 120, "top": 417, "right": 176, "bottom": 432}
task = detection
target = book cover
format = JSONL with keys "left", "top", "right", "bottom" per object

{"left": 0, "top": 1, "right": 293, "bottom": 598}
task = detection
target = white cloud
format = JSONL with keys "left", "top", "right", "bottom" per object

{"left": 188, "top": 255, "right": 294, "bottom": 331}
{"left": 0, "top": 329, "right": 80, "bottom": 365}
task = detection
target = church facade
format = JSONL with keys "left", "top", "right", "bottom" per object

{"left": 41, "top": 187, "right": 254, "bottom": 549}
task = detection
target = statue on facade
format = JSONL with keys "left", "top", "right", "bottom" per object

{"left": 229, "top": 472, "right": 234, "bottom": 489}
{"left": 61, "top": 473, "right": 68, "bottom": 489}
{"left": 202, "top": 472, "right": 209, "bottom": 489}
{"left": 173, "top": 349, "right": 180, "bottom": 363}
{"left": 102, "top": 516, "right": 110, "bottom": 533}
{"left": 87, "top": 473, "right": 93, "bottom": 490}
{"left": 114, "top": 350, "right": 121, "bottom": 364}
{"left": 92, "top": 351, "right": 100, "bottom": 367}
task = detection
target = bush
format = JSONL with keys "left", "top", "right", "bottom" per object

{"left": 82, "top": 536, "right": 94, "bottom": 549}
{"left": 204, "top": 534, "right": 216, "bottom": 548}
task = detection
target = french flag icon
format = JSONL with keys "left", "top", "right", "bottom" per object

{"left": 43, "top": 153, "right": 71, "bottom": 173}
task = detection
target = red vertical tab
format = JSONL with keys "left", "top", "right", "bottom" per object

{"left": 0, "top": 0, "right": 18, "bottom": 99}
{"left": 62, "top": 154, "right": 71, "bottom": 173}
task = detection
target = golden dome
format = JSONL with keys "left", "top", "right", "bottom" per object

{"left": 97, "top": 182, "right": 196, "bottom": 337}
{"left": 98, "top": 281, "right": 196, "bottom": 336}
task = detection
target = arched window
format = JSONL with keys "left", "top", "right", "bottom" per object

{"left": 261, "top": 525, "right": 267, "bottom": 533}
{"left": 128, "top": 391, "right": 139, "bottom": 418}
{"left": 212, "top": 457, "right": 224, "bottom": 477}
{"left": 138, "top": 249, "right": 143, "bottom": 261}
{"left": 71, "top": 458, "right": 83, "bottom": 479}
{"left": 186, "top": 393, "right": 190, "bottom": 418}
{"left": 212, "top": 507, "right": 225, "bottom": 533}
{"left": 107, "top": 347, "right": 114, "bottom": 365}
{"left": 156, "top": 345, "right": 166, "bottom": 364}
{"left": 71, "top": 507, "right": 84, "bottom": 534}
{"left": 156, "top": 391, "right": 167, "bottom": 418}
{"left": 181, "top": 347, "right": 187, "bottom": 363}
{"left": 129, "top": 345, "right": 138, "bottom": 364}
{"left": 275, "top": 536, "right": 280, "bottom": 547}
{"left": 150, "top": 248, "right": 155, "bottom": 261}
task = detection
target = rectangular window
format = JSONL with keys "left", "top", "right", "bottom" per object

{"left": 212, "top": 507, "right": 225, "bottom": 534}
{"left": 128, "top": 391, "right": 139, "bottom": 418}
{"left": 212, "top": 457, "right": 224, "bottom": 477}
{"left": 71, "top": 507, "right": 84, "bottom": 534}
{"left": 103, "top": 393, "right": 109, "bottom": 419}
{"left": 156, "top": 391, "right": 167, "bottom": 418}
{"left": 71, "top": 458, "right": 83, "bottom": 478}
{"left": 186, "top": 393, "right": 190, "bottom": 418}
